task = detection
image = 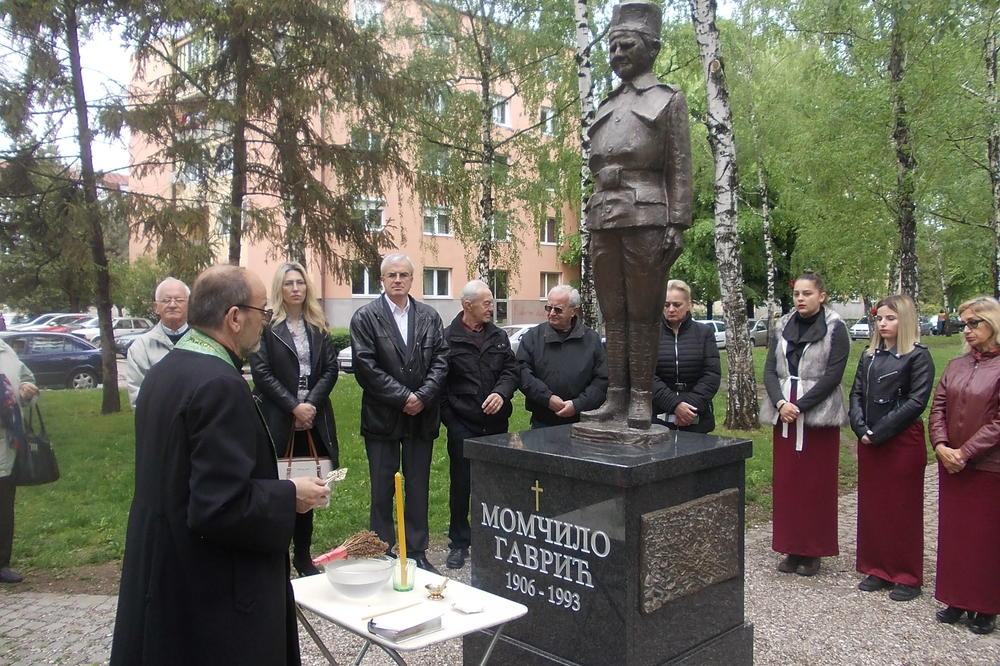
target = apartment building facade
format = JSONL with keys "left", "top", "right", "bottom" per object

{"left": 127, "top": 0, "right": 580, "bottom": 329}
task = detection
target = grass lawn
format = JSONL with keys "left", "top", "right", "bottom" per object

{"left": 10, "top": 333, "right": 967, "bottom": 574}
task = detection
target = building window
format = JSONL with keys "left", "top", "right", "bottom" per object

{"left": 423, "top": 268, "right": 450, "bottom": 298}
{"left": 354, "top": 198, "right": 384, "bottom": 231}
{"left": 353, "top": 0, "right": 383, "bottom": 26}
{"left": 423, "top": 15, "right": 451, "bottom": 53}
{"left": 488, "top": 270, "right": 509, "bottom": 324}
{"left": 489, "top": 212, "right": 510, "bottom": 242}
{"left": 421, "top": 145, "right": 450, "bottom": 176}
{"left": 423, "top": 207, "right": 451, "bottom": 236}
{"left": 540, "top": 272, "right": 561, "bottom": 298}
{"left": 351, "top": 128, "right": 382, "bottom": 152}
{"left": 540, "top": 217, "right": 558, "bottom": 244}
{"left": 351, "top": 265, "right": 381, "bottom": 296}
{"left": 491, "top": 95, "right": 510, "bottom": 127}
{"left": 540, "top": 106, "right": 556, "bottom": 136}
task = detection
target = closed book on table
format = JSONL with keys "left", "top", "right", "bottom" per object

{"left": 367, "top": 606, "right": 444, "bottom": 642}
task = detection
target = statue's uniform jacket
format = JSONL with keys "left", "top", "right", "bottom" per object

{"left": 586, "top": 71, "right": 692, "bottom": 233}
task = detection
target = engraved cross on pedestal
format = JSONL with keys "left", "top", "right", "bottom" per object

{"left": 531, "top": 479, "right": 544, "bottom": 511}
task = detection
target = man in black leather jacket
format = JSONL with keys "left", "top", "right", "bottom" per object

{"left": 441, "top": 280, "right": 518, "bottom": 569}
{"left": 350, "top": 253, "right": 449, "bottom": 574}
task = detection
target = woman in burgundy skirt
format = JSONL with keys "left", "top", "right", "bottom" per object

{"left": 928, "top": 296, "right": 1000, "bottom": 635}
{"left": 848, "top": 294, "right": 933, "bottom": 602}
{"left": 760, "top": 271, "right": 850, "bottom": 577}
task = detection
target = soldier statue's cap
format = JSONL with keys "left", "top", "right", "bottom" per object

{"left": 609, "top": 1, "right": 662, "bottom": 38}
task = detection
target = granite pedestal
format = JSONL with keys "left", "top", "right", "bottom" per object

{"left": 463, "top": 426, "right": 753, "bottom": 666}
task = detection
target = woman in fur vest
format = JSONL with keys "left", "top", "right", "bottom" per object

{"left": 848, "top": 294, "right": 933, "bottom": 602}
{"left": 761, "top": 271, "right": 849, "bottom": 577}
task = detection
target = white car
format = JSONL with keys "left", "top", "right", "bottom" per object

{"left": 501, "top": 324, "right": 534, "bottom": 354}
{"left": 695, "top": 319, "right": 726, "bottom": 349}
{"left": 337, "top": 346, "right": 353, "bottom": 373}
{"left": 850, "top": 318, "right": 870, "bottom": 340}
{"left": 74, "top": 317, "right": 153, "bottom": 344}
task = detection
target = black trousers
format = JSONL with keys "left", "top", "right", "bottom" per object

{"left": 447, "top": 419, "right": 507, "bottom": 550}
{"left": 364, "top": 436, "right": 434, "bottom": 556}
{"left": 0, "top": 475, "right": 14, "bottom": 568}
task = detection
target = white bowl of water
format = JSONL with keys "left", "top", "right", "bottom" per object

{"left": 324, "top": 557, "right": 393, "bottom": 599}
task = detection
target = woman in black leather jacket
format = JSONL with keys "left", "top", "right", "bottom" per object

{"left": 652, "top": 279, "right": 721, "bottom": 433}
{"left": 849, "top": 294, "right": 934, "bottom": 602}
{"left": 250, "top": 262, "right": 339, "bottom": 576}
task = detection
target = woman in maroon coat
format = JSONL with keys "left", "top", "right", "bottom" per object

{"left": 928, "top": 296, "right": 1000, "bottom": 635}
{"left": 849, "top": 295, "right": 934, "bottom": 602}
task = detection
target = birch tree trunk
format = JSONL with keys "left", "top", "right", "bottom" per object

{"left": 228, "top": 31, "right": 250, "bottom": 266}
{"left": 689, "top": 0, "right": 757, "bottom": 429}
{"left": 477, "top": 67, "right": 496, "bottom": 281}
{"left": 575, "top": 0, "right": 599, "bottom": 325}
{"left": 986, "top": 25, "right": 1000, "bottom": 298}
{"left": 758, "top": 164, "right": 778, "bottom": 331}
{"left": 889, "top": 15, "right": 919, "bottom": 302}
{"left": 65, "top": 0, "right": 120, "bottom": 413}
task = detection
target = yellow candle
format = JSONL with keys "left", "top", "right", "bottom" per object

{"left": 394, "top": 472, "right": 407, "bottom": 587}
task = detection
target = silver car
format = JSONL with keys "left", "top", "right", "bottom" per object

{"left": 695, "top": 319, "right": 726, "bottom": 349}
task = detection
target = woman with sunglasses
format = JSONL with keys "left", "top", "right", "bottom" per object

{"left": 928, "top": 296, "right": 1000, "bottom": 635}
{"left": 848, "top": 294, "right": 933, "bottom": 602}
{"left": 250, "top": 262, "right": 339, "bottom": 576}
{"left": 760, "top": 271, "right": 850, "bottom": 577}
{"left": 651, "top": 279, "right": 720, "bottom": 432}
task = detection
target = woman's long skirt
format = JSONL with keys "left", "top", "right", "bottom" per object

{"left": 856, "top": 421, "right": 926, "bottom": 586}
{"left": 935, "top": 463, "right": 1000, "bottom": 614}
{"left": 772, "top": 422, "right": 841, "bottom": 557}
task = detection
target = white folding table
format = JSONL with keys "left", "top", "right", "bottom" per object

{"left": 291, "top": 569, "right": 527, "bottom": 666}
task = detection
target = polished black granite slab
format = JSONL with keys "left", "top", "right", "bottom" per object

{"left": 463, "top": 426, "right": 753, "bottom": 666}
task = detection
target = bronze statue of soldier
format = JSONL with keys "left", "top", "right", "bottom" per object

{"left": 577, "top": 1, "right": 693, "bottom": 435}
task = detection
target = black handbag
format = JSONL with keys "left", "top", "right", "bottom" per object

{"left": 12, "top": 404, "right": 60, "bottom": 486}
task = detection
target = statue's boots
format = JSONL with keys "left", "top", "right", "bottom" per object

{"left": 627, "top": 389, "right": 653, "bottom": 430}
{"left": 580, "top": 387, "right": 627, "bottom": 423}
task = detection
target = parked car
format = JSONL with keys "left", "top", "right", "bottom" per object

{"left": 114, "top": 329, "right": 149, "bottom": 358}
{"left": 695, "top": 319, "right": 726, "bottom": 349}
{"left": 0, "top": 331, "right": 103, "bottom": 389}
{"left": 38, "top": 313, "right": 94, "bottom": 333}
{"left": 850, "top": 317, "right": 870, "bottom": 340}
{"left": 918, "top": 316, "right": 934, "bottom": 337}
{"left": 9, "top": 313, "right": 71, "bottom": 331}
{"left": 337, "top": 346, "right": 353, "bottom": 374}
{"left": 74, "top": 317, "right": 153, "bottom": 344}
{"left": 746, "top": 319, "right": 770, "bottom": 347}
{"left": 501, "top": 323, "right": 534, "bottom": 354}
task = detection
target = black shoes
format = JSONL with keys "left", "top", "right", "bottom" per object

{"left": 413, "top": 554, "right": 441, "bottom": 575}
{"left": 292, "top": 555, "right": 320, "bottom": 577}
{"left": 889, "top": 583, "right": 921, "bottom": 602}
{"left": 795, "top": 557, "right": 821, "bottom": 577}
{"left": 858, "top": 575, "right": 892, "bottom": 592}
{"left": 446, "top": 547, "right": 469, "bottom": 570}
{"left": 0, "top": 566, "right": 23, "bottom": 584}
{"left": 777, "top": 555, "right": 801, "bottom": 574}
{"left": 936, "top": 606, "right": 967, "bottom": 624}
{"left": 969, "top": 613, "right": 997, "bottom": 635}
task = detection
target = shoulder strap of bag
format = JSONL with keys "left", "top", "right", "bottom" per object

{"left": 26, "top": 403, "right": 45, "bottom": 436}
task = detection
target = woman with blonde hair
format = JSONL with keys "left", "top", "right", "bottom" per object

{"left": 760, "top": 271, "right": 850, "bottom": 577}
{"left": 928, "top": 296, "right": 1000, "bottom": 634}
{"left": 849, "top": 294, "right": 933, "bottom": 602}
{"left": 250, "top": 261, "right": 339, "bottom": 575}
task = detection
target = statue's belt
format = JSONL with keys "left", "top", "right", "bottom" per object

{"left": 594, "top": 166, "right": 661, "bottom": 191}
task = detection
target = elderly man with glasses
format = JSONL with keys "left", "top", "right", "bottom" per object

{"left": 126, "top": 277, "right": 191, "bottom": 409}
{"left": 517, "top": 285, "right": 608, "bottom": 429}
{"left": 349, "top": 253, "right": 449, "bottom": 574}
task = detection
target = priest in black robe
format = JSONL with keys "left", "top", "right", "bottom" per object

{"left": 110, "top": 265, "right": 329, "bottom": 666}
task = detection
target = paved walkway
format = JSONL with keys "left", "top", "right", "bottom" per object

{"left": 2, "top": 466, "right": 998, "bottom": 665}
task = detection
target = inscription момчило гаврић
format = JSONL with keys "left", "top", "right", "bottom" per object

{"left": 480, "top": 503, "right": 612, "bottom": 613}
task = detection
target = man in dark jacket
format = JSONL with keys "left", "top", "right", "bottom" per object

{"left": 652, "top": 281, "right": 721, "bottom": 433}
{"left": 110, "top": 265, "right": 329, "bottom": 666}
{"left": 350, "top": 253, "right": 448, "bottom": 574}
{"left": 517, "top": 285, "right": 608, "bottom": 428}
{"left": 442, "top": 280, "right": 518, "bottom": 569}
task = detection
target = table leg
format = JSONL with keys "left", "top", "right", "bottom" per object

{"left": 296, "top": 606, "right": 341, "bottom": 665}
{"left": 478, "top": 623, "right": 508, "bottom": 666}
